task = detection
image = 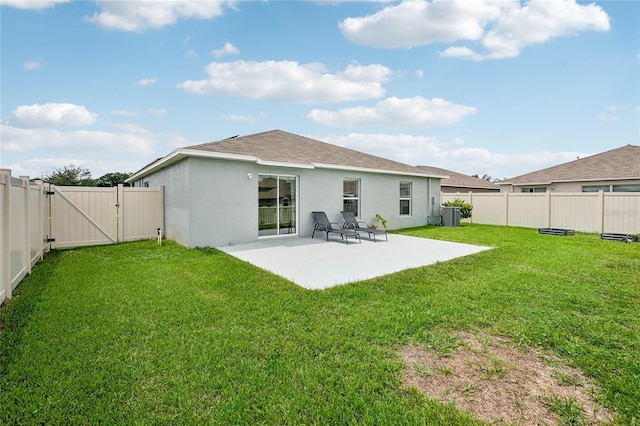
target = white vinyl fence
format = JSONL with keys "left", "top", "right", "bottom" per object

{"left": 1, "top": 169, "right": 164, "bottom": 305}
{"left": 442, "top": 191, "right": 640, "bottom": 234}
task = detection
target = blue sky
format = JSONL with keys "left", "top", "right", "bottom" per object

{"left": 1, "top": 0, "right": 638, "bottom": 181}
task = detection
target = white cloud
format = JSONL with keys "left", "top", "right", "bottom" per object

{"left": 186, "top": 49, "right": 197, "bottom": 58}
{"left": 597, "top": 113, "right": 617, "bottom": 122}
{"left": 148, "top": 108, "right": 167, "bottom": 117}
{"left": 477, "top": 0, "right": 611, "bottom": 60}
{"left": 86, "top": 0, "right": 232, "bottom": 32}
{"left": 12, "top": 103, "right": 97, "bottom": 128}
{"left": 212, "top": 42, "right": 239, "bottom": 59}
{"left": 339, "top": 0, "right": 503, "bottom": 48}
{"left": 307, "top": 96, "right": 476, "bottom": 128}
{"left": 178, "top": 60, "right": 391, "bottom": 103}
{"left": 322, "top": 132, "right": 590, "bottom": 179}
{"left": 439, "top": 46, "right": 484, "bottom": 61}
{"left": 112, "top": 109, "right": 140, "bottom": 116}
{"left": 223, "top": 112, "right": 267, "bottom": 123}
{"left": 597, "top": 105, "right": 636, "bottom": 122}
{"left": 0, "top": 0, "right": 68, "bottom": 10}
{"left": 1, "top": 124, "right": 155, "bottom": 156}
{"left": 136, "top": 77, "right": 158, "bottom": 86}
{"left": 340, "top": 0, "right": 610, "bottom": 60}
{"left": 416, "top": 70, "right": 424, "bottom": 79}
{"left": 24, "top": 59, "right": 44, "bottom": 70}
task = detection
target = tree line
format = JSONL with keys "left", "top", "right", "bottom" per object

{"left": 44, "top": 164, "right": 131, "bottom": 187}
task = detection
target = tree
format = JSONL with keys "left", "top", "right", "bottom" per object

{"left": 472, "top": 173, "right": 497, "bottom": 182}
{"left": 44, "top": 164, "right": 95, "bottom": 186}
{"left": 96, "top": 172, "right": 131, "bottom": 187}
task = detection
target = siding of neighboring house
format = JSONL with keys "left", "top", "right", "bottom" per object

{"left": 141, "top": 156, "right": 439, "bottom": 248}
{"left": 499, "top": 145, "right": 640, "bottom": 193}
{"left": 415, "top": 165, "right": 499, "bottom": 193}
{"left": 442, "top": 186, "right": 499, "bottom": 194}
{"left": 500, "top": 179, "right": 640, "bottom": 193}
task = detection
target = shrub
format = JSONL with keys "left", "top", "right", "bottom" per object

{"left": 443, "top": 198, "right": 473, "bottom": 219}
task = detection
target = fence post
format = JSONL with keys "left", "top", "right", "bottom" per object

{"left": 34, "top": 180, "right": 45, "bottom": 260}
{"left": 597, "top": 190, "right": 605, "bottom": 234}
{"left": 1, "top": 169, "right": 12, "bottom": 302}
{"left": 504, "top": 192, "right": 510, "bottom": 226}
{"left": 21, "top": 176, "right": 32, "bottom": 275}
{"left": 545, "top": 191, "right": 552, "bottom": 228}
{"left": 468, "top": 191, "right": 473, "bottom": 224}
{"left": 117, "top": 184, "right": 124, "bottom": 243}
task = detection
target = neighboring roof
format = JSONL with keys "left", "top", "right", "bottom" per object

{"left": 415, "top": 165, "right": 498, "bottom": 190}
{"left": 128, "top": 130, "right": 448, "bottom": 181}
{"left": 498, "top": 145, "right": 640, "bottom": 186}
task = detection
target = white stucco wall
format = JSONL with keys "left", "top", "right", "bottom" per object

{"left": 140, "top": 157, "right": 441, "bottom": 248}
{"left": 141, "top": 159, "right": 191, "bottom": 246}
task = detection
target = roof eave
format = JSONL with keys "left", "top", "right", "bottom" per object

{"left": 127, "top": 150, "right": 447, "bottom": 182}
{"left": 126, "top": 149, "right": 260, "bottom": 182}
{"left": 498, "top": 176, "right": 640, "bottom": 186}
{"left": 313, "top": 162, "right": 445, "bottom": 178}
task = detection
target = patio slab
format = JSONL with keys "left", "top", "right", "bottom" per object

{"left": 219, "top": 234, "right": 491, "bottom": 290}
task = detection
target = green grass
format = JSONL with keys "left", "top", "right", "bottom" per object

{"left": 1, "top": 224, "right": 638, "bottom": 424}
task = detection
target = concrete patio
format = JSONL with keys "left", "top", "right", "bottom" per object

{"left": 220, "top": 234, "right": 491, "bottom": 290}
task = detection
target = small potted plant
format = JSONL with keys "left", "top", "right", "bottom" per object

{"left": 372, "top": 213, "right": 387, "bottom": 229}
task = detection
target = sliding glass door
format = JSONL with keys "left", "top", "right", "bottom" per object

{"left": 258, "top": 174, "right": 297, "bottom": 237}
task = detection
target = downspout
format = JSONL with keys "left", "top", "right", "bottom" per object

{"left": 427, "top": 177, "right": 432, "bottom": 224}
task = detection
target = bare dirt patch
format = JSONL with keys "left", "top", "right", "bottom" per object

{"left": 401, "top": 332, "right": 614, "bottom": 425}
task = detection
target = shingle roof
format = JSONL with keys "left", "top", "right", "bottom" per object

{"left": 415, "top": 165, "right": 499, "bottom": 190}
{"left": 499, "top": 145, "right": 640, "bottom": 185}
{"left": 185, "top": 129, "right": 436, "bottom": 176}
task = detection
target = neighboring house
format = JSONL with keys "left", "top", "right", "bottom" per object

{"left": 415, "top": 166, "right": 499, "bottom": 193}
{"left": 497, "top": 145, "right": 640, "bottom": 193}
{"left": 127, "top": 130, "right": 446, "bottom": 247}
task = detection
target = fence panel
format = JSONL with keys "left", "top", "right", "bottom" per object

{"left": 604, "top": 193, "right": 640, "bottom": 234}
{"left": 1, "top": 172, "right": 9, "bottom": 303}
{"left": 10, "top": 179, "right": 28, "bottom": 290}
{"left": 122, "top": 186, "right": 164, "bottom": 241}
{"left": 550, "top": 193, "right": 601, "bottom": 232}
{"left": 442, "top": 191, "right": 640, "bottom": 234}
{"left": 507, "top": 193, "right": 548, "bottom": 228}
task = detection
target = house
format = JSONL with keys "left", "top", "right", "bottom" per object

{"left": 415, "top": 166, "right": 499, "bottom": 193}
{"left": 127, "top": 130, "right": 446, "bottom": 247}
{"left": 497, "top": 145, "right": 640, "bottom": 193}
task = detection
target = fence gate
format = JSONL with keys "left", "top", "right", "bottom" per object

{"left": 49, "top": 185, "right": 118, "bottom": 248}
{"left": 47, "top": 185, "right": 164, "bottom": 249}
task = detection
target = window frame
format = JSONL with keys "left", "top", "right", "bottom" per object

{"left": 521, "top": 187, "right": 546, "bottom": 193}
{"left": 399, "top": 181, "right": 412, "bottom": 216}
{"left": 342, "top": 178, "right": 360, "bottom": 217}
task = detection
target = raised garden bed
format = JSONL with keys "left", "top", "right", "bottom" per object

{"left": 538, "top": 228, "right": 576, "bottom": 236}
{"left": 600, "top": 233, "right": 638, "bottom": 243}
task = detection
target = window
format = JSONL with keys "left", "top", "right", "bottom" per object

{"left": 613, "top": 184, "right": 640, "bottom": 192}
{"left": 583, "top": 184, "right": 640, "bottom": 192}
{"left": 343, "top": 178, "right": 360, "bottom": 216}
{"left": 582, "top": 185, "right": 610, "bottom": 192}
{"left": 521, "top": 187, "right": 546, "bottom": 193}
{"left": 399, "top": 181, "right": 412, "bottom": 215}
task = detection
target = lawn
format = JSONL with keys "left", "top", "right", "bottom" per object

{"left": 1, "top": 224, "right": 638, "bottom": 424}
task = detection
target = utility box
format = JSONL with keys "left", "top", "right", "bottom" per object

{"left": 442, "top": 206, "right": 461, "bottom": 227}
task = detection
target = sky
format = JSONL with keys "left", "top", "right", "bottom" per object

{"left": 1, "top": 0, "right": 638, "bottom": 181}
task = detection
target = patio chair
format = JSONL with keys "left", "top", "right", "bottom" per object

{"left": 311, "top": 211, "right": 361, "bottom": 244}
{"left": 341, "top": 211, "right": 388, "bottom": 242}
